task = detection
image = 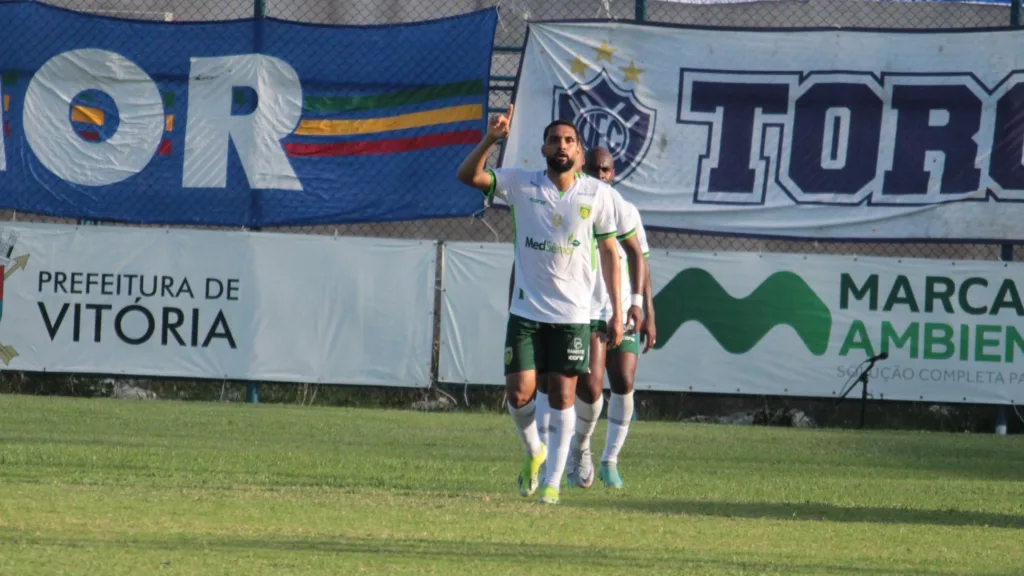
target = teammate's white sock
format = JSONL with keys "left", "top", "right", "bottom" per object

{"left": 544, "top": 405, "right": 576, "bottom": 490}
{"left": 602, "top": 391, "right": 634, "bottom": 463}
{"left": 536, "top": 391, "right": 550, "bottom": 450}
{"left": 573, "top": 394, "right": 604, "bottom": 453}
{"left": 508, "top": 398, "right": 543, "bottom": 457}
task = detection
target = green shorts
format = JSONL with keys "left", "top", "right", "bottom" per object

{"left": 592, "top": 319, "right": 640, "bottom": 357}
{"left": 504, "top": 314, "right": 591, "bottom": 376}
{"left": 609, "top": 330, "right": 640, "bottom": 356}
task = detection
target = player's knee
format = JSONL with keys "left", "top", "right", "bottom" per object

{"left": 579, "top": 375, "right": 602, "bottom": 403}
{"left": 507, "top": 389, "right": 532, "bottom": 408}
{"left": 609, "top": 367, "right": 635, "bottom": 395}
{"left": 505, "top": 375, "right": 535, "bottom": 408}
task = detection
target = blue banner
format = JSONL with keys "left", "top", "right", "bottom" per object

{"left": 0, "top": 2, "right": 497, "bottom": 226}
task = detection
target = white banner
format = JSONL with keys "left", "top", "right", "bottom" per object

{"left": 502, "top": 21, "right": 1024, "bottom": 241}
{"left": 438, "top": 243, "right": 1024, "bottom": 404}
{"left": 0, "top": 223, "right": 436, "bottom": 387}
{"left": 438, "top": 242, "right": 513, "bottom": 386}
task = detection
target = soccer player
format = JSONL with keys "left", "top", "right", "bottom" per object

{"left": 568, "top": 146, "right": 657, "bottom": 490}
{"left": 457, "top": 106, "right": 642, "bottom": 504}
{"left": 505, "top": 146, "right": 644, "bottom": 488}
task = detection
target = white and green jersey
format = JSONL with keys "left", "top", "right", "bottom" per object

{"left": 487, "top": 168, "right": 627, "bottom": 325}
{"left": 591, "top": 199, "right": 649, "bottom": 322}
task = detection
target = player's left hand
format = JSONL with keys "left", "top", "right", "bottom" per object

{"left": 626, "top": 305, "right": 643, "bottom": 334}
{"left": 640, "top": 316, "right": 656, "bottom": 354}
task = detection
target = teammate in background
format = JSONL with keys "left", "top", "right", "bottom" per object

{"left": 457, "top": 106, "right": 641, "bottom": 504}
{"left": 568, "top": 146, "right": 656, "bottom": 490}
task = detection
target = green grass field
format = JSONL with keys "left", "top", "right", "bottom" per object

{"left": 1, "top": 394, "right": 1023, "bottom": 575}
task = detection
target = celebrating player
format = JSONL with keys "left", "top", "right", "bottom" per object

{"left": 568, "top": 146, "right": 656, "bottom": 490}
{"left": 456, "top": 106, "right": 641, "bottom": 504}
{"left": 505, "top": 145, "right": 644, "bottom": 488}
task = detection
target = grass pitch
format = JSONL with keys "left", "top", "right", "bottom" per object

{"left": 0, "top": 394, "right": 1023, "bottom": 575}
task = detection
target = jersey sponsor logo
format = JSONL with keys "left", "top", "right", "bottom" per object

{"left": 554, "top": 70, "right": 656, "bottom": 185}
{"left": 678, "top": 69, "right": 1024, "bottom": 207}
{"left": 524, "top": 234, "right": 581, "bottom": 256}
{"left": 529, "top": 197, "right": 547, "bottom": 206}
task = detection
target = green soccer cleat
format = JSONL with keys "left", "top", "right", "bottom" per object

{"left": 538, "top": 485, "right": 560, "bottom": 505}
{"left": 598, "top": 461, "right": 623, "bottom": 489}
{"left": 517, "top": 443, "right": 547, "bottom": 497}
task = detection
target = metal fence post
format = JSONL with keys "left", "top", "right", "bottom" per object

{"left": 635, "top": 0, "right": 647, "bottom": 21}
{"left": 997, "top": 5, "right": 1020, "bottom": 432}
{"left": 245, "top": 0, "right": 267, "bottom": 406}
{"left": 995, "top": 243, "right": 1013, "bottom": 433}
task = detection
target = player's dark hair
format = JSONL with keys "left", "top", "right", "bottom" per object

{"left": 543, "top": 119, "right": 579, "bottom": 143}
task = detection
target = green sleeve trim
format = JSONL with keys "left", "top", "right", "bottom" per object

{"left": 617, "top": 228, "right": 637, "bottom": 241}
{"left": 483, "top": 169, "right": 497, "bottom": 198}
{"left": 643, "top": 252, "right": 650, "bottom": 259}
{"left": 595, "top": 230, "right": 616, "bottom": 241}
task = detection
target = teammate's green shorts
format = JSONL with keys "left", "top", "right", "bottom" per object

{"left": 591, "top": 319, "right": 640, "bottom": 356}
{"left": 504, "top": 314, "right": 591, "bottom": 376}
{"left": 609, "top": 330, "right": 640, "bottom": 356}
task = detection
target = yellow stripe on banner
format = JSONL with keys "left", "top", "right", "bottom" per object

{"left": 71, "top": 105, "right": 104, "bottom": 125}
{"left": 295, "top": 104, "right": 482, "bottom": 136}
{"left": 165, "top": 115, "right": 174, "bottom": 132}
{"left": 3, "top": 95, "right": 8, "bottom": 112}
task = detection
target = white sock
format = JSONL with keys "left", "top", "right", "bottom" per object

{"left": 573, "top": 394, "right": 604, "bottom": 453}
{"left": 544, "top": 405, "right": 576, "bottom": 490}
{"left": 536, "top": 391, "right": 550, "bottom": 449}
{"left": 535, "top": 391, "right": 550, "bottom": 483}
{"left": 602, "top": 391, "right": 634, "bottom": 463}
{"left": 508, "top": 398, "right": 543, "bottom": 457}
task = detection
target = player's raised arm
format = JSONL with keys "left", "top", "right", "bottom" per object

{"left": 456, "top": 104, "right": 513, "bottom": 194}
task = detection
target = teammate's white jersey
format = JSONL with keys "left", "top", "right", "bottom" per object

{"left": 489, "top": 168, "right": 632, "bottom": 325}
{"left": 591, "top": 200, "right": 649, "bottom": 322}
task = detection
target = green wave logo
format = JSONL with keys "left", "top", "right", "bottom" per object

{"left": 653, "top": 268, "right": 832, "bottom": 355}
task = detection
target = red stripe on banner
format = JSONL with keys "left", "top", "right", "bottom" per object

{"left": 3, "top": 122, "right": 9, "bottom": 137}
{"left": 80, "top": 131, "right": 100, "bottom": 142}
{"left": 285, "top": 129, "right": 481, "bottom": 157}
{"left": 158, "top": 140, "right": 172, "bottom": 156}
{"left": 0, "top": 266, "right": 5, "bottom": 300}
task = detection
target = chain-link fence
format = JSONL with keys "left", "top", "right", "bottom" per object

{"left": 1, "top": 0, "right": 1019, "bottom": 403}
{"left": 6, "top": 0, "right": 1016, "bottom": 263}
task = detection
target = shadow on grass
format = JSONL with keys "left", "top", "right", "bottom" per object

{"left": 0, "top": 531, "right": 989, "bottom": 576}
{"left": 571, "top": 498, "right": 1024, "bottom": 529}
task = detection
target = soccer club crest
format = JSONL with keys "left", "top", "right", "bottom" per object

{"left": 553, "top": 69, "right": 657, "bottom": 185}
{"left": 579, "top": 205, "right": 591, "bottom": 220}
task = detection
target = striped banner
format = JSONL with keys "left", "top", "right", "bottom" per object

{"left": 285, "top": 79, "right": 486, "bottom": 157}
{"left": 0, "top": 3, "right": 497, "bottom": 227}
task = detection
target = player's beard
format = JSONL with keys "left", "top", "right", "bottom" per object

{"left": 546, "top": 153, "right": 574, "bottom": 174}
